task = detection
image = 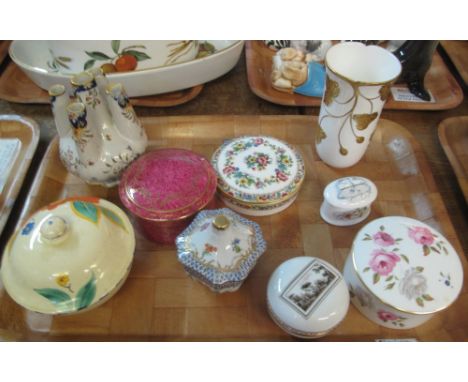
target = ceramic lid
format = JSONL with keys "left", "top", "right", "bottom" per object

{"left": 176, "top": 208, "right": 266, "bottom": 290}
{"left": 323, "top": 176, "right": 377, "bottom": 209}
{"left": 352, "top": 216, "right": 463, "bottom": 314}
{"left": 119, "top": 149, "right": 217, "bottom": 221}
{"left": 0, "top": 197, "right": 135, "bottom": 315}
{"left": 211, "top": 136, "right": 305, "bottom": 205}
{"left": 267, "top": 257, "right": 349, "bottom": 338}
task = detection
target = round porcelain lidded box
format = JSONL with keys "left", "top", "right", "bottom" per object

{"left": 211, "top": 136, "right": 305, "bottom": 216}
{"left": 176, "top": 208, "right": 266, "bottom": 293}
{"left": 119, "top": 148, "right": 217, "bottom": 244}
{"left": 0, "top": 197, "right": 135, "bottom": 315}
{"left": 344, "top": 216, "right": 463, "bottom": 329}
{"left": 320, "top": 176, "right": 377, "bottom": 226}
{"left": 267, "top": 257, "right": 349, "bottom": 339}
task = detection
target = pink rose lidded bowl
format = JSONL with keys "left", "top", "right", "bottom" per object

{"left": 119, "top": 148, "right": 217, "bottom": 244}
{"left": 344, "top": 216, "right": 463, "bottom": 329}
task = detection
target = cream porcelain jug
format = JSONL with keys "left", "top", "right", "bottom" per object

{"left": 49, "top": 70, "right": 147, "bottom": 187}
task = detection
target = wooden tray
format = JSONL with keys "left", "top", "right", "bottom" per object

{"left": 441, "top": 41, "right": 468, "bottom": 86}
{"left": 0, "top": 60, "right": 203, "bottom": 108}
{"left": 0, "top": 41, "right": 10, "bottom": 66}
{"left": 438, "top": 116, "right": 468, "bottom": 202}
{"left": 0, "top": 115, "right": 39, "bottom": 237}
{"left": 246, "top": 41, "right": 464, "bottom": 110}
{"left": 1, "top": 115, "right": 467, "bottom": 341}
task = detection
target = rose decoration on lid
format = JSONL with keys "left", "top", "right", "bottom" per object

{"left": 344, "top": 216, "right": 463, "bottom": 329}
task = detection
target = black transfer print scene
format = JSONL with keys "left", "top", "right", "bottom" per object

{"left": 282, "top": 259, "right": 340, "bottom": 317}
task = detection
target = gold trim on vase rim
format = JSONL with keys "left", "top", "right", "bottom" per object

{"left": 324, "top": 43, "right": 402, "bottom": 87}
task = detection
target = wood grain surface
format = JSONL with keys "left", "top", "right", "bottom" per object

{"left": 438, "top": 116, "right": 468, "bottom": 202}
{"left": 0, "top": 115, "right": 39, "bottom": 237}
{"left": 0, "top": 59, "right": 204, "bottom": 108}
{"left": 0, "top": 41, "right": 10, "bottom": 67}
{"left": 246, "top": 40, "right": 464, "bottom": 110}
{"left": 0, "top": 115, "right": 466, "bottom": 341}
{"left": 441, "top": 41, "right": 468, "bottom": 86}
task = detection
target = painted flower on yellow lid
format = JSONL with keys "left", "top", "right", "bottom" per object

{"left": 1, "top": 197, "right": 135, "bottom": 315}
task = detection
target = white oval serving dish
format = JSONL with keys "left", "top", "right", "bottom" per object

{"left": 9, "top": 40, "right": 244, "bottom": 97}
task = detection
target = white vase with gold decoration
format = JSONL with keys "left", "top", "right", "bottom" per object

{"left": 316, "top": 42, "right": 401, "bottom": 168}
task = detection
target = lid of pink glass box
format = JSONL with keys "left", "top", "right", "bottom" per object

{"left": 119, "top": 149, "right": 217, "bottom": 221}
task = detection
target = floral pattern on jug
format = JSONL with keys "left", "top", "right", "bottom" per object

{"left": 49, "top": 70, "right": 147, "bottom": 187}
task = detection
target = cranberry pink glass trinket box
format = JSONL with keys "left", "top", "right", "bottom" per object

{"left": 119, "top": 148, "right": 217, "bottom": 244}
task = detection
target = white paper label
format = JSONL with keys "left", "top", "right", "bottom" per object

{"left": 391, "top": 87, "right": 435, "bottom": 103}
{"left": 375, "top": 338, "right": 418, "bottom": 342}
{"left": 0, "top": 139, "right": 21, "bottom": 194}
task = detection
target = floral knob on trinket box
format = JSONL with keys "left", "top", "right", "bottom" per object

{"left": 175, "top": 208, "right": 266, "bottom": 293}
{"left": 0, "top": 197, "right": 135, "bottom": 315}
{"left": 267, "top": 257, "right": 350, "bottom": 339}
{"left": 320, "top": 176, "right": 377, "bottom": 226}
{"left": 344, "top": 216, "right": 463, "bottom": 329}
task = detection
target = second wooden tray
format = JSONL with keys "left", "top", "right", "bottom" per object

{"left": 246, "top": 41, "right": 464, "bottom": 110}
{"left": 438, "top": 116, "right": 468, "bottom": 202}
{"left": 0, "top": 58, "right": 203, "bottom": 108}
{"left": 0, "top": 116, "right": 467, "bottom": 341}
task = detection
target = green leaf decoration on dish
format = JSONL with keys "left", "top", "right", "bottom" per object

{"left": 111, "top": 40, "right": 120, "bottom": 55}
{"left": 401, "top": 254, "right": 409, "bottom": 264}
{"left": 353, "top": 112, "right": 378, "bottom": 131}
{"left": 124, "top": 50, "right": 151, "bottom": 62}
{"left": 122, "top": 45, "right": 147, "bottom": 51}
{"left": 423, "top": 245, "right": 430, "bottom": 256}
{"left": 385, "top": 282, "right": 395, "bottom": 290}
{"left": 416, "top": 297, "right": 424, "bottom": 307}
{"left": 85, "top": 51, "right": 112, "bottom": 61}
{"left": 373, "top": 273, "right": 380, "bottom": 284}
{"left": 100, "top": 206, "right": 127, "bottom": 232}
{"left": 75, "top": 273, "right": 97, "bottom": 311}
{"left": 422, "top": 294, "right": 434, "bottom": 301}
{"left": 363, "top": 267, "right": 370, "bottom": 272}
{"left": 84, "top": 59, "right": 96, "bottom": 70}
{"left": 34, "top": 288, "right": 71, "bottom": 305}
{"left": 72, "top": 201, "right": 99, "bottom": 224}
